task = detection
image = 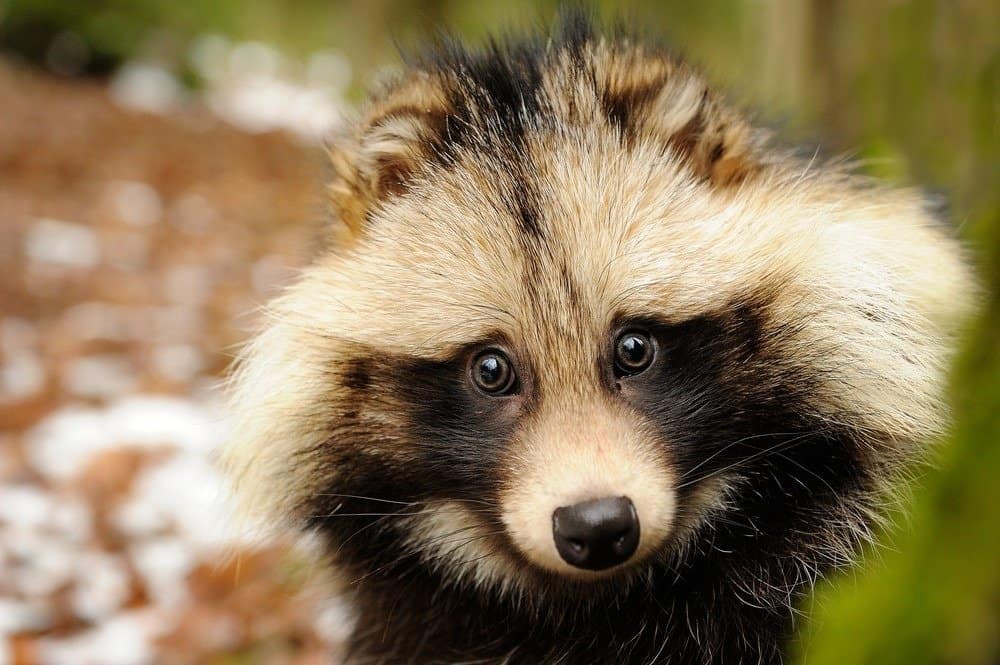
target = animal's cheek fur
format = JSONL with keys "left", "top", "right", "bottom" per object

{"left": 398, "top": 501, "right": 521, "bottom": 594}
{"left": 498, "top": 404, "right": 675, "bottom": 577}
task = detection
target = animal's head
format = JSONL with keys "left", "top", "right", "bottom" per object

{"left": 223, "top": 18, "right": 972, "bottom": 607}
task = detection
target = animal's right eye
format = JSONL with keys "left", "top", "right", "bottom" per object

{"left": 470, "top": 350, "right": 517, "bottom": 396}
{"left": 613, "top": 331, "right": 655, "bottom": 377}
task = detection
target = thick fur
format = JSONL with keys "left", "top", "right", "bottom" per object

{"left": 222, "top": 14, "right": 974, "bottom": 665}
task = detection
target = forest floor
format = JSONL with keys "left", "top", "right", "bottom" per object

{"left": 0, "top": 59, "right": 349, "bottom": 665}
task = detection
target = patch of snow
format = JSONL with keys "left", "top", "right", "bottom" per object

{"left": 195, "top": 39, "right": 344, "bottom": 141}
{"left": 0, "top": 598, "right": 53, "bottom": 633}
{"left": 207, "top": 75, "right": 298, "bottom": 136}
{"left": 110, "top": 491, "right": 169, "bottom": 539}
{"left": 0, "top": 485, "right": 54, "bottom": 530}
{"left": 5, "top": 530, "right": 77, "bottom": 596}
{"left": 118, "top": 38, "right": 350, "bottom": 142}
{"left": 228, "top": 41, "right": 283, "bottom": 79}
{"left": 24, "top": 218, "right": 100, "bottom": 269}
{"left": 280, "top": 86, "right": 343, "bottom": 142}
{"left": 130, "top": 538, "right": 193, "bottom": 609}
{"left": 0, "top": 486, "right": 93, "bottom": 543}
{"left": 62, "top": 355, "right": 138, "bottom": 400}
{"left": 107, "top": 181, "right": 163, "bottom": 227}
{"left": 124, "top": 453, "right": 245, "bottom": 548}
{"left": 313, "top": 596, "right": 356, "bottom": 645}
{"left": 48, "top": 495, "right": 93, "bottom": 544}
{"left": 188, "top": 34, "right": 231, "bottom": 83}
{"left": 110, "top": 62, "right": 182, "bottom": 115}
{"left": 37, "top": 609, "right": 169, "bottom": 665}
{"left": 306, "top": 50, "right": 351, "bottom": 91}
{"left": 71, "top": 552, "right": 132, "bottom": 622}
{"left": 151, "top": 344, "right": 204, "bottom": 383}
{"left": 0, "top": 353, "right": 45, "bottom": 401}
{"left": 25, "top": 395, "right": 227, "bottom": 481}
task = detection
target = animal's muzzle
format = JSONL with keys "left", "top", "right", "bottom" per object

{"left": 552, "top": 496, "right": 640, "bottom": 570}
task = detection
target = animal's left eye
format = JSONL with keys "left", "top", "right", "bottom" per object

{"left": 470, "top": 350, "right": 517, "bottom": 395}
{"left": 613, "top": 331, "right": 655, "bottom": 377}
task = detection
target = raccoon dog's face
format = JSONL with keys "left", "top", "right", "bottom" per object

{"left": 224, "top": 25, "right": 972, "bottom": 610}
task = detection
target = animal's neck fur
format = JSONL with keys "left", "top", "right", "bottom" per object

{"left": 344, "top": 552, "right": 798, "bottom": 665}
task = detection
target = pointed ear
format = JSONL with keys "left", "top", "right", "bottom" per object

{"left": 648, "top": 78, "right": 763, "bottom": 187}
{"left": 327, "top": 75, "right": 448, "bottom": 239}
{"left": 599, "top": 54, "right": 763, "bottom": 187}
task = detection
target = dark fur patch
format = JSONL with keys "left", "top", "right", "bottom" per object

{"left": 613, "top": 294, "right": 869, "bottom": 510}
{"left": 511, "top": 183, "right": 543, "bottom": 238}
{"left": 667, "top": 89, "right": 709, "bottom": 162}
{"left": 602, "top": 75, "right": 670, "bottom": 138}
{"left": 342, "top": 357, "right": 373, "bottom": 393}
{"left": 560, "top": 262, "right": 584, "bottom": 308}
{"left": 411, "top": 41, "right": 545, "bottom": 162}
{"left": 303, "top": 340, "right": 526, "bottom": 523}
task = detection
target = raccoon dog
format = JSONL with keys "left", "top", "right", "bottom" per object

{"left": 223, "top": 14, "right": 974, "bottom": 665}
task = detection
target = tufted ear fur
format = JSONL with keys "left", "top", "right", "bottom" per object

{"left": 598, "top": 48, "right": 765, "bottom": 187}
{"left": 327, "top": 73, "right": 448, "bottom": 238}
{"left": 649, "top": 80, "right": 762, "bottom": 186}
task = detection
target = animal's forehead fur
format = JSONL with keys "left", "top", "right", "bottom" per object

{"left": 312, "top": 30, "right": 855, "bottom": 356}
{"left": 318, "top": 132, "right": 795, "bottom": 352}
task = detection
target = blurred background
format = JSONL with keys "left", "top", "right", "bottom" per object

{"left": 0, "top": 1, "right": 995, "bottom": 664}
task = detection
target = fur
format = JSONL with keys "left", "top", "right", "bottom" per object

{"left": 222, "top": 14, "right": 974, "bottom": 665}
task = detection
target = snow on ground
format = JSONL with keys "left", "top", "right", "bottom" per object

{"left": 1, "top": 392, "right": 337, "bottom": 663}
{"left": 25, "top": 395, "right": 224, "bottom": 479}
{"left": 0, "top": 56, "right": 346, "bottom": 664}
{"left": 23, "top": 219, "right": 101, "bottom": 270}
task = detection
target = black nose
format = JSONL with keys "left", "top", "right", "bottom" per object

{"left": 552, "top": 496, "right": 640, "bottom": 571}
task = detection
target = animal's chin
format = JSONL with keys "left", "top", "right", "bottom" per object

{"left": 503, "top": 560, "right": 659, "bottom": 609}
{"left": 542, "top": 564, "right": 653, "bottom": 594}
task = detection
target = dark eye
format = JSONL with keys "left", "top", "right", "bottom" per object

{"left": 470, "top": 350, "right": 517, "bottom": 395}
{"left": 614, "top": 331, "right": 655, "bottom": 376}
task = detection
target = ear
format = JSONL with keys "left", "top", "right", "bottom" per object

{"left": 327, "top": 74, "right": 448, "bottom": 239}
{"left": 599, "top": 53, "right": 763, "bottom": 187}
{"left": 648, "top": 78, "right": 762, "bottom": 187}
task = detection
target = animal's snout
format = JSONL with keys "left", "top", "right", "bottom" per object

{"left": 552, "top": 496, "right": 640, "bottom": 571}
